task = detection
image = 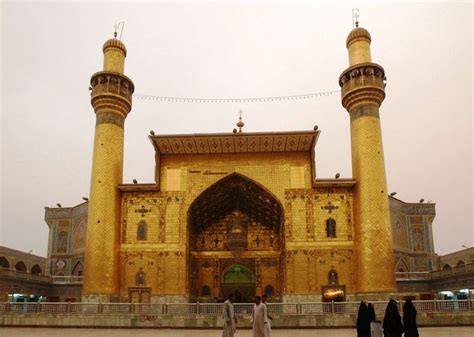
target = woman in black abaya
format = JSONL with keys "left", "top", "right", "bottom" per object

{"left": 403, "top": 299, "right": 419, "bottom": 337}
{"left": 356, "top": 301, "right": 371, "bottom": 337}
{"left": 383, "top": 299, "right": 404, "bottom": 337}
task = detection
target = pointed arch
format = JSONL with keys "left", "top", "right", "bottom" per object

{"left": 326, "top": 218, "right": 336, "bottom": 238}
{"left": 456, "top": 260, "right": 465, "bottom": 267}
{"left": 0, "top": 257, "right": 10, "bottom": 269}
{"left": 396, "top": 258, "right": 409, "bottom": 273}
{"left": 201, "top": 285, "right": 211, "bottom": 296}
{"left": 15, "top": 261, "right": 27, "bottom": 272}
{"left": 135, "top": 269, "right": 146, "bottom": 286}
{"left": 31, "top": 264, "right": 42, "bottom": 275}
{"left": 137, "top": 221, "right": 148, "bottom": 241}
{"left": 189, "top": 172, "right": 284, "bottom": 232}
{"left": 442, "top": 263, "right": 452, "bottom": 270}
{"left": 264, "top": 285, "right": 274, "bottom": 296}
{"left": 72, "top": 261, "right": 83, "bottom": 276}
{"left": 328, "top": 268, "right": 339, "bottom": 285}
{"left": 223, "top": 264, "right": 253, "bottom": 284}
{"left": 57, "top": 231, "right": 68, "bottom": 253}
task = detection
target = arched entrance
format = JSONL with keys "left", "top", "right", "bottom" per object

{"left": 222, "top": 264, "right": 254, "bottom": 302}
{"left": 188, "top": 173, "right": 284, "bottom": 302}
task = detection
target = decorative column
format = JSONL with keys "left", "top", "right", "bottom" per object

{"left": 82, "top": 36, "right": 134, "bottom": 301}
{"left": 339, "top": 27, "right": 396, "bottom": 293}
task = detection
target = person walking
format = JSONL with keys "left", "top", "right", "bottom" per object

{"left": 252, "top": 295, "right": 268, "bottom": 337}
{"left": 261, "top": 294, "right": 272, "bottom": 337}
{"left": 383, "top": 299, "right": 404, "bottom": 337}
{"left": 222, "top": 293, "right": 237, "bottom": 337}
{"left": 356, "top": 301, "right": 371, "bottom": 337}
{"left": 368, "top": 302, "right": 376, "bottom": 322}
{"left": 403, "top": 299, "right": 419, "bottom": 337}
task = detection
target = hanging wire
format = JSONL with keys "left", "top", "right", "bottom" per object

{"left": 133, "top": 89, "right": 340, "bottom": 104}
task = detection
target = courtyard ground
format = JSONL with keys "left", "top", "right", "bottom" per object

{"left": 1, "top": 327, "right": 473, "bottom": 337}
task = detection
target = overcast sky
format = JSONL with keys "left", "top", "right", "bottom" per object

{"left": 1, "top": 1, "right": 472, "bottom": 257}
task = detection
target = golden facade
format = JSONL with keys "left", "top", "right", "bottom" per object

{"left": 39, "top": 26, "right": 438, "bottom": 303}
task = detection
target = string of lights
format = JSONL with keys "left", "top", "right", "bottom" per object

{"left": 133, "top": 89, "right": 341, "bottom": 103}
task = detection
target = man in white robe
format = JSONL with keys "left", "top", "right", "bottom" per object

{"left": 223, "top": 293, "right": 236, "bottom": 337}
{"left": 262, "top": 294, "right": 272, "bottom": 337}
{"left": 252, "top": 296, "right": 268, "bottom": 337}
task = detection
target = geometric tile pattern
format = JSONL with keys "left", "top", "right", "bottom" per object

{"left": 151, "top": 131, "right": 318, "bottom": 155}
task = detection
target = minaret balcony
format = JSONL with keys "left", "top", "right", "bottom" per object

{"left": 339, "top": 62, "right": 386, "bottom": 112}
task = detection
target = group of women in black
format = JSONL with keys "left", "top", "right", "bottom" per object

{"left": 356, "top": 299, "right": 419, "bottom": 337}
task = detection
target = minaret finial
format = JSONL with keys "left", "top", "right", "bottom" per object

{"left": 236, "top": 110, "right": 245, "bottom": 133}
{"left": 352, "top": 8, "right": 360, "bottom": 28}
{"left": 113, "top": 22, "right": 125, "bottom": 40}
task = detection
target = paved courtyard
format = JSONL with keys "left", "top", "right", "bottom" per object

{"left": 1, "top": 327, "right": 473, "bottom": 337}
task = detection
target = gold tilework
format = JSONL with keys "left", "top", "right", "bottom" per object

{"left": 83, "top": 123, "right": 124, "bottom": 296}
{"left": 83, "top": 38, "right": 133, "bottom": 300}
{"left": 350, "top": 107, "right": 396, "bottom": 292}
{"left": 160, "top": 152, "right": 313, "bottom": 201}
{"left": 340, "top": 27, "right": 397, "bottom": 293}
{"left": 114, "top": 152, "right": 360, "bottom": 299}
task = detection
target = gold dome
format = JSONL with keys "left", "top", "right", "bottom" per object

{"left": 346, "top": 27, "right": 371, "bottom": 48}
{"left": 102, "top": 38, "right": 127, "bottom": 57}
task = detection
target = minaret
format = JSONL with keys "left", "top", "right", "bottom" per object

{"left": 339, "top": 26, "right": 396, "bottom": 293}
{"left": 82, "top": 35, "right": 134, "bottom": 301}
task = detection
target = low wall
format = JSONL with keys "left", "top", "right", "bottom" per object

{"left": 1, "top": 312, "right": 473, "bottom": 328}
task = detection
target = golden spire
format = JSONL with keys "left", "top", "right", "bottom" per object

{"left": 236, "top": 110, "right": 245, "bottom": 133}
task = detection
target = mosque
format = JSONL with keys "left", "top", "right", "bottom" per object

{"left": 38, "top": 25, "right": 438, "bottom": 304}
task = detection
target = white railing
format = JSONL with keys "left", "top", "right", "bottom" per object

{"left": 395, "top": 272, "right": 431, "bottom": 280}
{"left": 395, "top": 262, "right": 474, "bottom": 281}
{"left": 133, "top": 303, "right": 165, "bottom": 315}
{"left": 51, "top": 276, "right": 83, "bottom": 284}
{"left": 1, "top": 300, "right": 472, "bottom": 315}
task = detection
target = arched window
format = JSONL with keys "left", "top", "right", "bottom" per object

{"left": 201, "top": 285, "right": 211, "bottom": 296}
{"left": 72, "top": 261, "right": 83, "bottom": 276}
{"left": 326, "top": 218, "right": 336, "bottom": 238}
{"left": 328, "top": 268, "right": 338, "bottom": 285}
{"left": 31, "top": 264, "right": 42, "bottom": 275}
{"left": 0, "top": 257, "right": 10, "bottom": 269}
{"left": 264, "top": 285, "right": 274, "bottom": 296}
{"left": 442, "top": 264, "right": 451, "bottom": 270}
{"left": 456, "top": 260, "right": 465, "bottom": 267}
{"left": 137, "top": 221, "right": 147, "bottom": 241}
{"left": 57, "top": 231, "right": 68, "bottom": 253}
{"left": 135, "top": 269, "right": 146, "bottom": 286}
{"left": 15, "top": 261, "right": 27, "bottom": 272}
{"left": 396, "top": 259, "right": 409, "bottom": 274}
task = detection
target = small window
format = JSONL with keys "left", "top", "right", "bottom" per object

{"left": 135, "top": 269, "right": 146, "bottom": 286}
{"left": 326, "top": 218, "right": 336, "bottom": 238}
{"left": 137, "top": 221, "right": 148, "bottom": 241}
{"left": 264, "top": 285, "right": 274, "bottom": 296}
{"left": 72, "top": 261, "right": 83, "bottom": 276}
{"left": 201, "top": 285, "right": 211, "bottom": 296}
{"left": 328, "top": 269, "right": 338, "bottom": 285}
